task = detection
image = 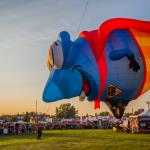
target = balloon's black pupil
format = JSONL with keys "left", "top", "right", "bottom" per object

{"left": 55, "top": 42, "right": 58, "bottom": 46}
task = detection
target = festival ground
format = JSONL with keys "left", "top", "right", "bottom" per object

{"left": 0, "top": 129, "right": 150, "bottom": 150}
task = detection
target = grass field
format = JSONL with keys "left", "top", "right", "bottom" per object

{"left": 0, "top": 130, "right": 150, "bottom": 150}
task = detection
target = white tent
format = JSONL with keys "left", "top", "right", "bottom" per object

{"left": 139, "top": 109, "right": 150, "bottom": 116}
{"left": 138, "top": 109, "right": 150, "bottom": 133}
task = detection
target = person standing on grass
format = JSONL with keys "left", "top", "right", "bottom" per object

{"left": 36, "top": 123, "right": 43, "bottom": 139}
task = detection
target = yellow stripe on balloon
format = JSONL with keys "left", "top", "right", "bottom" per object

{"left": 130, "top": 29, "right": 150, "bottom": 95}
{"left": 138, "top": 47, "right": 150, "bottom": 59}
{"left": 143, "top": 71, "right": 150, "bottom": 92}
{"left": 135, "top": 37, "right": 150, "bottom": 47}
{"left": 130, "top": 29, "right": 150, "bottom": 37}
{"left": 142, "top": 83, "right": 150, "bottom": 93}
{"left": 145, "top": 59, "right": 150, "bottom": 71}
{"left": 145, "top": 72, "right": 150, "bottom": 82}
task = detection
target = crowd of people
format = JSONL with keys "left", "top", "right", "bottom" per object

{"left": 0, "top": 122, "right": 36, "bottom": 135}
{"left": 0, "top": 115, "right": 149, "bottom": 136}
{"left": 0, "top": 119, "right": 113, "bottom": 135}
{"left": 45, "top": 122, "right": 100, "bottom": 130}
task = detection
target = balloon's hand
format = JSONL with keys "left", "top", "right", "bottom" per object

{"left": 128, "top": 55, "right": 140, "bottom": 72}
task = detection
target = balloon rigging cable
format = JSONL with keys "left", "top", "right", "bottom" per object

{"left": 75, "top": 0, "right": 89, "bottom": 37}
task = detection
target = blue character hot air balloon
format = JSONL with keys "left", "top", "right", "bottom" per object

{"left": 43, "top": 18, "right": 150, "bottom": 118}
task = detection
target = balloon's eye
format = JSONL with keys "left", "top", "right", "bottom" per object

{"left": 47, "top": 40, "right": 64, "bottom": 71}
{"left": 47, "top": 47, "right": 54, "bottom": 71}
{"left": 54, "top": 42, "right": 58, "bottom": 46}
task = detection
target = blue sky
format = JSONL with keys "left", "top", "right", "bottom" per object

{"left": 0, "top": 0, "right": 150, "bottom": 115}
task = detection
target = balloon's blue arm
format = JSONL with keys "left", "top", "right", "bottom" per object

{"left": 109, "top": 30, "right": 140, "bottom": 72}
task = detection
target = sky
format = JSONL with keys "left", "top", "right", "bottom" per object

{"left": 0, "top": 0, "right": 150, "bottom": 116}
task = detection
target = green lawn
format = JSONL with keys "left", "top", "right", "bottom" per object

{"left": 0, "top": 130, "right": 150, "bottom": 150}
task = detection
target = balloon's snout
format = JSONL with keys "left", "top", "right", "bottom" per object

{"left": 42, "top": 69, "right": 83, "bottom": 102}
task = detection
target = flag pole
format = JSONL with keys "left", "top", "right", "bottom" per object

{"left": 36, "top": 100, "right": 38, "bottom": 124}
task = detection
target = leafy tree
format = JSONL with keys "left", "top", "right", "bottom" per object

{"left": 11, "top": 115, "right": 17, "bottom": 122}
{"left": 99, "top": 111, "right": 110, "bottom": 116}
{"left": 24, "top": 112, "right": 30, "bottom": 122}
{"left": 124, "top": 112, "right": 133, "bottom": 117}
{"left": 56, "top": 103, "right": 78, "bottom": 119}
{"left": 134, "top": 109, "right": 144, "bottom": 115}
{"left": 86, "top": 113, "right": 89, "bottom": 117}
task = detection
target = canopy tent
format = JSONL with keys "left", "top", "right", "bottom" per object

{"left": 138, "top": 109, "right": 150, "bottom": 133}
{"left": 139, "top": 109, "right": 150, "bottom": 117}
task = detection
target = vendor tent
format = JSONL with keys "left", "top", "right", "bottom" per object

{"left": 138, "top": 109, "right": 150, "bottom": 133}
{"left": 139, "top": 109, "right": 150, "bottom": 117}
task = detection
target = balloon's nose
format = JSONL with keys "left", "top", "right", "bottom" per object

{"left": 42, "top": 77, "right": 64, "bottom": 102}
{"left": 42, "top": 68, "right": 83, "bottom": 103}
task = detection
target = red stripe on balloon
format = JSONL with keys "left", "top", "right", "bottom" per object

{"left": 79, "top": 30, "right": 107, "bottom": 109}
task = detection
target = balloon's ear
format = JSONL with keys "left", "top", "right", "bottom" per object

{"left": 59, "top": 31, "right": 71, "bottom": 44}
{"left": 58, "top": 31, "right": 73, "bottom": 66}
